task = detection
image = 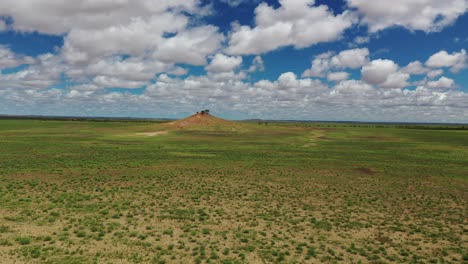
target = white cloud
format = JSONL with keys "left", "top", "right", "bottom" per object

{"left": 361, "top": 59, "right": 397, "bottom": 84}
{"left": 327, "top": 72, "right": 350, "bottom": 82}
{"left": 332, "top": 80, "right": 373, "bottom": 94}
{"left": 0, "top": 45, "right": 35, "bottom": 69}
{"left": 426, "top": 49, "right": 467, "bottom": 73}
{"left": 0, "top": 1, "right": 467, "bottom": 123}
{"left": 1, "top": 71, "right": 467, "bottom": 123}
{"left": 347, "top": 0, "right": 468, "bottom": 32}
{"left": 248, "top": 56, "right": 265, "bottom": 72}
{"left": 254, "top": 72, "right": 328, "bottom": 96}
{"left": 361, "top": 59, "right": 409, "bottom": 88}
{"left": 62, "top": 14, "right": 188, "bottom": 64}
{"left": 427, "top": 69, "right": 444, "bottom": 79}
{"left": 207, "top": 71, "right": 247, "bottom": 82}
{"left": 220, "top": 0, "right": 260, "bottom": 7}
{"left": 302, "top": 52, "right": 333, "bottom": 77}
{"left": 0, "top": 20, "right": 6, "bottom": 31}
{"left": 0, "top": 1, "right": 226, "bottom": 93}
{"left": 69, "top": 84, "right": 101, "bottom": 91}
{"left": 226, "top": 0, "right": 354, "bottom": 55}
{"left": 93, "top": 76, "right": 146, "bottom": 89}
{"left": 62, "top": 18, "right": 224, "bottom": 67}
{"left": 0, "top": 0, "right": 200, "bottom": 34}
{"left": 402, "top": 61, "right": 429, "bottom": 75}
{"left": 153, "top": 26, "right": 225, "bottom": 66}
{"left": 85, "top": 58, "right": 168, "bottom": 81}
{"left": 277, "top": 72, "right": 298, "bottom": 85}
{"left": 380, "top": 72, "right": 410, "bottom": 89}
{"left": 205, "top": 53, "right": 243, "bottom": 73}
{"left": 427, "top": 76, "right": 455, "bottom": 89}
{"left": 330, "top": 48, "right": 369, "bottom": 69}
{"left": 0, "top": 1, "right": 222, "bottom": 68}
{"left": 303, "top": 48, "right": 369, "bottom": 77}
{"left": 168, "top": 67, "right": 188, "bottom": 76}
{"left": 63, "top": 56, "right": 182, "bottom": 89}
{"left": 354, "top": 36, "right": 370, "bottom": 44}
{"left": 0, "top": 53, "right": 62, "bottom": 89}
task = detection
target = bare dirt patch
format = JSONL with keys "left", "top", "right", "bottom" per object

{"left": 8, "top": 172, "right": 63, "bottom": 182}
{"left": 164, "top": 113, "right": 246, "bottom": 131}
{"left": 135, "top": 131, "right": 168, "bottom": 137}
{"left": 354, "top": 135, "right": 392, "bottom": 140}
{"left": 355, "top": 167, "right": 377, "bottom": 175}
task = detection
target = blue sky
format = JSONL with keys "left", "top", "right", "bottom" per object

{"left": 0, "top": 0, "right": 467, "bottom": 122}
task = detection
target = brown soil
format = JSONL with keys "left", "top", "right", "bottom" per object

{"left": 163, "top": 113, "right": 245, "bottom": 131}
{"left": 355, "top": 167, "right": 377, "bottom": 175}
{"left": 354, "top": 135, "right": 392, "bottom": 140}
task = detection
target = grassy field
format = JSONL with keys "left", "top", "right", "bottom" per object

{"left": 0, "top": 119, "right": 467, "bottom": 263}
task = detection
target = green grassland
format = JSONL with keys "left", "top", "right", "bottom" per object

{"left": 0, "top": 119, "right": 467, "bottom": 263}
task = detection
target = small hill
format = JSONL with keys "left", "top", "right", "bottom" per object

{"left": 134, "top": 111, "right": 250, "bottom": 137}
{"left": 164, "top": 113, "right": 245, "bottom": 131}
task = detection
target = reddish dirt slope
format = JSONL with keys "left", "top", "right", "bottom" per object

{"left": 163, "top": 113, "right": 245, "bottom": 131}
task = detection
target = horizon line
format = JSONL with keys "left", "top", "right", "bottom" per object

{"left": 0, "top": 114, "right": 466, "bottom": 125}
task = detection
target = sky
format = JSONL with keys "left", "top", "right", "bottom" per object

{"left": 0, "top": 0, "right": 468, "bottom": 122}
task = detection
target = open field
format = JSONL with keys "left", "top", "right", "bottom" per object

{"left": 0, "top": 119, "right": 467, "bottom": 263}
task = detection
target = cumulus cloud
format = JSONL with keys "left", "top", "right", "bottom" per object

{"left": 226, "top": 0, "right": 355, "bottom": 55}
{"left": 0, "top": 0, "right": 227, "bottom": 92}
{"left": 220, "top": 0, "right": 260, "bottom": 7}
{"left": 62, "top": 19, "right": 224, "bottom": 66}
{"left": 168, "top": 67, "right": 188, "bottom": 76}
{"left": 93, "top": 76, "right": 146, "bottom": 89}
{"left": 0, "top": 1, "right": 223, "bottom": 68}
{"left": 248, "top": 56, "right": 265, "bottom": 72}
{"left": 303, "top": 48, "right": 369, "bottom": 77}
{"left": 0, "top": 1, "right": 467, "bottom": 123}
{"left": 205, "top": 54, "right": 243, "bottom": 73}
{"left": 203, "top": 53, "right": 246, "bottom": 81}
{"left": 61, "top": 14, "right": 188, "bottom": 64}
{"left": 302, "top": 52, "right": 333, "bottom": 77}
{"left": 0, "top": 53, "right": 61, "bottom": 89}
{"left": 68, "top": 84, "right": 101, "bottom": 92}
{"left": 402, "top": 61, "right": 429, "bottom": 75}
{"left": 331, "top": 48, "right": 370, "bottom": 69}
{"left": 427, "top": 76, "right": 455, "bottom": 89}
{"left": 253, "top": 72, "right": 328, "bottom": 98}
{"left": 427, "top": 69, "right": 444, "bottom": 79}
{"left": 153, "top": 26, "right": 225, "bottom": 66}
{"left": 83, "top": 57, "right": 169, "bottom": 81}
{"left": 327, "top": 72, "right": 350, "bottom": 82}
{"left": 332, "top": 80, "right": 373, "bottom": 94}
{"left": 0, "top": 0, "right": 200, "bottom": 34}
{"left": 379, "top": 72, "right": 410, "bottom": 89}
{"left": 426, "top": 49, "right": 467, "bottom": 73}
{"left": 347, "top": 0, "right": 468, "bottom": 32}
{"left": 354, "top": 36, "right": 370, "bottom": 45}
{"left": 0, "top": 45, "right": 35, "bottom": 69}
{"left": 62, "top": 55, "right": 186, "bottom": 89}
{"left": 361, "top": 59, "right": 409, "bottom": 88}
{"left": 2, "top": 71, "right": 467, "bottom": 122}
{"left": 0, "top": 20, "right": 6, "bottom": 31}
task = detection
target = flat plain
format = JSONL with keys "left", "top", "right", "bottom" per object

{"left": 0, "top": 119, "right": 466, "bottom": 263}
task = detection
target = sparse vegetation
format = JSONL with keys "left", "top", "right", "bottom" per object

{"left": 0, "top": 118, "right": 466, "bottom": 263}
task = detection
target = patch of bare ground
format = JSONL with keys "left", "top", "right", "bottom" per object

{"left": 355, "top": 167, "right": 377, "bottom": 175}
{"left": 354, "top": 135, "right": 393, "bottom": 140}
{"left": 162, "top": 112, "right": 247, "bottom": 131}
{"left": 135, "top": 131, "right": 168, "bottom": 137}
{"left": 7, "top": 172, "right": 63, "bottom": 182}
